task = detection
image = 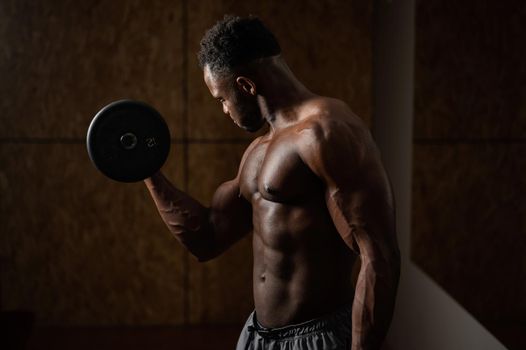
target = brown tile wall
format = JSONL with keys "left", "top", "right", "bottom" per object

{"left": 0, "top": 144, "right": 186, "bottom": 325}
{"left": 0, "top": 0, "right": 372, "bottom": 326}
{"left": 187, "top": 0, "right": 372, "bottom": 140}
{"left": 412, "top": 0, "right": 526, "bottom": 344}
{"left": 0, "top": 0, "right": 185, "bottom": 139}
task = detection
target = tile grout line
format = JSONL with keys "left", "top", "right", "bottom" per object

{"left": 0, "top": 138, "right": 253, "bottom": 145}
{"left": 413, "top": 137, "right": 526, "bottom": 144}
{"left": 1, "top": 137, "right": 524, "bottom": 145}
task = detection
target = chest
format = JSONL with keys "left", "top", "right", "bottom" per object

{"left": 239, "top": 138, "right": 321, "bottom": 203}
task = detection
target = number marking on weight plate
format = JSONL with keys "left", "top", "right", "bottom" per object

{"left": 146, "top": 137, "right": 158, "bottom": 148}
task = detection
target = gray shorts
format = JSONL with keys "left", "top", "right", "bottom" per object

{"left": 235, "top": 303, "right": 353, "bottom": 350}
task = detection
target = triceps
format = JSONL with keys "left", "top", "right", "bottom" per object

{"left": 325, "top": 188, "right": 363, "bottom": 255}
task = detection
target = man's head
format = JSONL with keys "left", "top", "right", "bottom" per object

{"left": 198, "top": 15, "right": 281, "bottom": 132}
{"left": 198, "top": 15, "right": 281, "bottom": 77}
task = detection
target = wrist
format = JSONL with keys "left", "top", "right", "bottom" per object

{"left": 144, "top": 171, "right": 163, "bottom": 186}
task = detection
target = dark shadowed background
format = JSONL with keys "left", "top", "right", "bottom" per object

{"left": 1, "top": 1, "right": 524, "bottom": 350}
{"left": 411, "top": 2, "right": 526, "bottom": 349}
{"left": 0, "top": 1, "right": 371, "bottom": 349}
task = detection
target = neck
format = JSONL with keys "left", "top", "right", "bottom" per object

{"left": 251, "top": 56, "right": 315, "bottom": 131}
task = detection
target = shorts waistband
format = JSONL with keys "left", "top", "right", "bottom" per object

{"left": 248, "top": 303, "right": 353, "bottom": 339}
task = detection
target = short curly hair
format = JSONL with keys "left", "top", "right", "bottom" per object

{"left": 198, "top": 15, "right": 281, "bottom": 76}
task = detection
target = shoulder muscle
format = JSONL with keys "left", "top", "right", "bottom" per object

{"left": 296, "top": 112, "right": 371, "bottom": 190}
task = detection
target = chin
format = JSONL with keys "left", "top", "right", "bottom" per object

{"left": 241, "top": 120, "right": 265, "bottom": 133}
{"left": 246, "top": 128, "right": 260, "bottom": 133}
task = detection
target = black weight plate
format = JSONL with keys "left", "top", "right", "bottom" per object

{"left": 87, "top": 100, "right": 171, "bottom": 182}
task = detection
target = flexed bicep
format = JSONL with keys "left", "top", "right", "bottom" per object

{"left": 208, "top": 178, "right": 253, "bottom": 256}
{"left": 205, "top": 136, "right": 264, "bottom": 258}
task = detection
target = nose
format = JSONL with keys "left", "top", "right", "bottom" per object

{"left": 222, "top": 103, "right": 229, "bottom": 115}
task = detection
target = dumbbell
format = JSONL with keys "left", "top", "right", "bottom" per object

{"left": 86, "top": 100, "right": 171, "bottom": 182}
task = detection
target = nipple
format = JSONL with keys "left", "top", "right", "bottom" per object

{"left": 264, "top": 185, "right": 277, "bottom": 195}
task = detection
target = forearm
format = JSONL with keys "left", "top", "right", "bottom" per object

{"left": 352, "top": 256, "right": 401, "bottom": 350}
{"left": 144, "top": 172, "right": 216, "bottom": 261}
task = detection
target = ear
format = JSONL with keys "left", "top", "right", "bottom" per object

{"left": 235, "top": 76, "right": 257, "bottom": 96}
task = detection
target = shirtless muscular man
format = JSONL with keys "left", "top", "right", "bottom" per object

{"left": 144, "top": 16, "right": 400, "bottom": 350}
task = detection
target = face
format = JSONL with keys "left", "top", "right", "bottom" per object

{"left": 203, "top": 66, "right": 265, "bottom": 133}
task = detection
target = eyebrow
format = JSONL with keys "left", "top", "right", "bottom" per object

{"left": 209, "top": 90, "right": 220, "bottom": 99}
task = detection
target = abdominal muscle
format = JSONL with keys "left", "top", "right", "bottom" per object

{"left": 251, "top": 195, "right": 357, "bottom": 328}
